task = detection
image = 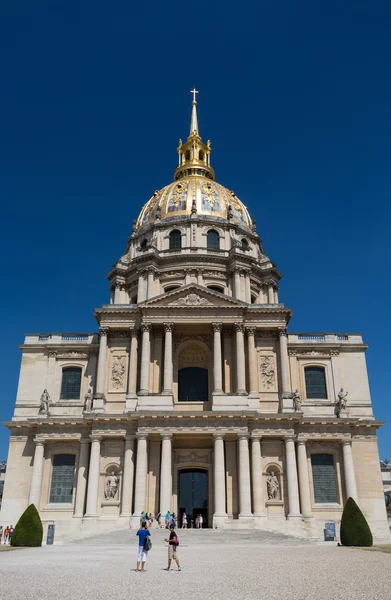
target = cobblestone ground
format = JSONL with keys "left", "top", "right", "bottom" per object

{"left": 1, "top": 528, "right": 390, "bottom": 600}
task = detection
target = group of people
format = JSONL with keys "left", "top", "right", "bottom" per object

{"left": 137, "top": 510, "right": 205, "bottom": 530}
{"left": 136, "top": 521, "right": 181, "bottom": 573}
{"left": 0, "top": 525, "right": 14, "bottom": 545}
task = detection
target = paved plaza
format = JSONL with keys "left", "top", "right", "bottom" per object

{"left": 1, "top": 528, "right": 390, "bottom": 600}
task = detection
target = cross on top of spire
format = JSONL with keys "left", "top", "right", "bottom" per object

{"left": 190, "top": 88, "right": 199, "bottom": 103}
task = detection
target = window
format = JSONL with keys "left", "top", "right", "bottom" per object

{"left": 241, "top": 238, "right": 249, "bottom": 250}
{"left": 140, "top": 239, "right": 148, "bottom": 250}
{"left": 169, "top": 230, "right": 182, "bottom": 249}
{"left": 305, "top": 367, "right": 327, "bottom": 399}
{"left": 165, "top": 286, "right": 180, "bottom": 293}
{"left": 208, "top": 285, "right": 224, "bottom": 294}
{"left": 311, "top": 454, "right": 338, "bottom": 503}
{"left": 207, "top": 229, "right": 219, "bottom": 249}
{"left": 60, "top": 367, "right": 82, "bottom": 400}
{"left": 49, "top": 454, "right": 76, "bottom": 504}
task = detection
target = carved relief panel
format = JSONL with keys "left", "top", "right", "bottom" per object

{"left": 258, "top": 355, "right": 277, "bottom": 392}
{"left": 108, "top": 351, "right": 128, "bottom": 393}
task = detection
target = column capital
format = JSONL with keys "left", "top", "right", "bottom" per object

{"left": 234, "top": 323, "right": 244, "bottom": 333}
{"left": 99, "top": 327, "right": 109, "bottom": 337}
{"left": 164, "top": 322, "right": 174, "bottom": 333}
{"left": 80, "top": 437, "right": 90, "bottom": 445}
{"left": 141, "top": 322, "right": 152, "bottom": 333}
{"left": 237, "top": 432, "right": 249, "bottom": 440}
{"left": 250, "top": 434, "right": 262, "bottom": 441}
{"left": 161, "top": 433, "right": 173, "bottom": 441}
{"left": 213, "top": 433, "right": 225, "bottom": 441}
{"left": 124, "top": 433, "right": 136, "bottom": 441}
{"left": 245, "top": 326, "right": 256, "bottom": 337}
{"left": 90, "top": 434, "right": 103, "bottom": 442}
{"left": 196, "top": 268, "right": 204, "bottom": 275}
{"left": 48, "top": 350, "right": 57, "bottom": 358}
{"left": 212, "top": 322, "right": 223, "bottom": 333}
{"left": 284, "top": 435, "right": 296, "bottom": 443}
{"left": 33, "top": 438, "right": 46, "bottom": 446}
{"left": 296, "top": 438, "right": 308, "bottom": 446}
{"left": 341, "top": 438, "right": 352, "bottom": 447}
{"left": 129, "top": 327, "right": 139, "bottom": 338}
{"left": 136, "top": 432, "right": 148, "bottom": 441}
{"left": 278, "top": 328, "right": 288, "bottom": 338}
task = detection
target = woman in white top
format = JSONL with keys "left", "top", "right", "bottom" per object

{"left": 199, "top": 514, "right": 203, "bottom": 529}
{"left": 182, "top": 512, "right": 187, "bottom": 529}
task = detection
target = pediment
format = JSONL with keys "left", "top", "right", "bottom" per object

{"left": 140, "top": 284, "right": 247, "bottom": 309}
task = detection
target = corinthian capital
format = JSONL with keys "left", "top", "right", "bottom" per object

{"left": 141, "top": 322, "right": 152, "bottom": 333}
{"left": 99, "top": 327, "right": 109, "bottom": 337}
{"left": 278, "top": 328, "right": 287, "bottom": 338}
{"left": 164, "top": 322, "right": 174, "bottom": 333}
{"left": 234, "top": 323, "right": 244, "bottom": 333}
{"left": 212, "top": 322, "right": 223, "bottom": 333}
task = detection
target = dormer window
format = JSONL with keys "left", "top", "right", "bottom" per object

{"left": 140, "top": 239, "right": 148, "bottom": 250}
{"left": 169, "top": 229, "right": 182, "bottom": 249}
{"left": 241, "top": 238, "right": 249, "bottom": 250}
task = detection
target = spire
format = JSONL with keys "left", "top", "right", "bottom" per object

{"left": 190, "top": 88, "right": 199, "bottom": 135}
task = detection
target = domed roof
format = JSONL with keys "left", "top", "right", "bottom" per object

{"left": 136, "top": 176, "right": 252, "bottom": 229}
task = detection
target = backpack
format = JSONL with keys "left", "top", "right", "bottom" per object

{"left": 173, "top": 533, "right": 179, "bottom": 547}
{"left": 144, "top": 535, "right": 152, "bottom": 551}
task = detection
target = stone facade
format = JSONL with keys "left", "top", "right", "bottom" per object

{"left": 1, "top": 95, "right": 389, "bottom": 542}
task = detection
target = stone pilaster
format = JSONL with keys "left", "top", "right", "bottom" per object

{"left": 28, "top": 440, "right": 46, "bottom": 509}
{"left": 125, "top": 328, "right": 138, "bottom": 411}
{"left": 251, "top": 437, "right": 265, "bottom": 517}
{"left": 74, "top": 438, "right": 90, "bottom": 517}
{"left": 234, "top": 324, "right": 247, "bottom": 395}
{"left": 138, "top": 323, "right": 151, "bottom": 395}
{"left": 212, "top": 323, "right": 223, "bottom": 394}
{"left": 246, "top": 327, "right": 259, "bottom": 398}
{"left": 213, "top": 434, "right": 227, "bottom": 525}
{"left": 159, "top": 434, "right": 172, "bottom": 515}
{"left": 279, "top": 328, "right": 292, "bottom": 412}
{"left": 132, "top": 434, "right": 148, "bottom": 522}
{"left": 94, "top": 327, "right": 109, "bottom": 412}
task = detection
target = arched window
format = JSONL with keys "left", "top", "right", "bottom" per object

{"left": 140, "top": 239, "right": 148, "bottom": 250}
{"left": 165, "top": 286, "right": 180, "bottom": 293}
{"left": 241, "top": 238, "right": 249, "bottom": 250}
{"left": 169, "top": 230, "right": 182, "bottom": 249}
{"left": 49, "top": 454, "right": 76, "bottom": 504}
{"left": 185, "top": 150, "right": 191, "bottom": 162}
{"left": 304, "top": 367, "right": 327, "bottom": 399}
{"left": 60, "top": 367, "right": 82, "bottom": 400}
{"left": 208, "top": 285, "right": 224, "bottom": 294}
{"left": 311, "top": 454, "right": 338, "bottom": 503}
{"left": 199, "top": 150, "right": 204, "bottom": 161}
{"left": 207, "top": 229, "right": 219, "bottom": 249}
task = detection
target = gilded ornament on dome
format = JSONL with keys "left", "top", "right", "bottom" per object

{"left": 167, "top": 181, "right": 188, "bottom": 212}
{"left": 201, "top": 180, "right": 220, "bottom": 212}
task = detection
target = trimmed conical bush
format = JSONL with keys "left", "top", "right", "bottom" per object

{"left": 340, "top": 497, "right": 373, "bottom": 547}
{"left": 11, "top": 504, "right": 43, "bottom": 547}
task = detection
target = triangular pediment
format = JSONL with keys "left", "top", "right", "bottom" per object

{"left": 140, "top": 284, "right": 247, "bottom": 308}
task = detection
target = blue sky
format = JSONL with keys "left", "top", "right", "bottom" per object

{"left": 0, "top": 2, "right": 390, "bottom": 461}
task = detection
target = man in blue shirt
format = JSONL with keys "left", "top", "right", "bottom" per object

{"left": 136, "top": 521, "right": 151, "bottom": 572}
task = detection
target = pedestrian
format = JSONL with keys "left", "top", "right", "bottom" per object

{"left": 165, "top": 524, "right": 181, "bottom": 571}
{"left": 8, "top": 526, "right": 14, "bottom": 543}
{"left": 4, "top": 526, "right": 9, "bottom": 545}
{"left": 199, "top": 514, "right": 203, "bottom": 529}
{"left": 182, "top": 512, "right": 187, "bottom": 529}
{"left": 136, "top": 520, "right": 151, "bottom": 572}
{"left": 195, "top": 515, "right": 200, "bottom": 529}
{"left": 157, "top": 512, "right": 162, "bottom": 528}
{"left": 171, "top": 512, "right": 176, "bottom": 527}
{"left": 0, "top": 526, "right": 3, "bottom": 544}
{"left": 165, "top": 510, "right": 170, "bottom": 528}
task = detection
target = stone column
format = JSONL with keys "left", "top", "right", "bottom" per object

{"left": 244, "top": 271, "right": 251, "bottom": 303}
{"left": 85, "top": 436, "right": 102, "bottom": 517}
{"left": 28, "top": 440, "right": 46, "bottom": 509}
{"left": 197, "top": 269, "right": 204, "bottom": 286}
{"left": 246, "top": 328, "right": 259, "bottom": 396}
{"left": 74, "top": 438, "right": 90, "bottom": 517}
{"left": 267, "top": 284, "right": 274, "bottom": 304}
{"left": 296, "top": 439, "right": 312, "bottom": 518}
{"left": 279, "top": 328, "right": 292, "bottom": 410}
{"left": 127, "top": 328, "right": 139, "bottom": 396}
{"left": 159, "top": 434, "right": 172, "bottom": 515}
{"left": 234, "top": 324, "right": 247, "bottom": 394}
{"left": 138, "top": 323, "right": 151, "bottom": 395}
{"left": 121, "top": 435, "right": 135, "bottom": 517}
{"left": 223, "top": 331, "right": 232, "bottom": 393}
{"left": 94, "top": 328, "right": 109, "bottom": 410}
{"left": 163, "top": 323, "right": 174, "bottom": 394}
{"left": 234, "top": 269, "right": 241, "bottom": 300}
{"left": 285, "top": 437, "right": 301, "bottom": 517}
{"left": 137, "top": 271, "right": 147, "bottom": 303}
{"left": 185, "top": 269, "right": 191, "bottom": 285}
{"left": 213, "top": 435, "right": 227, "bottom": 522}
{"left": 212, "top": 323, "right": 223, "bottom": 393}
{"left": 342, "top": 440, "right": 358, "bottom": 501}
{"left": 114, "top": 283, "right": 121, "bottom": 304}
{"left": 147, "top": 269, "right": 154, "bottom": 299}
{"left": 274, "top": 286, "right": 279, "bottom": 304}
{"left": 133, "top": 434, "right": 148, "bottom": 517}
{"left": 251, "top": 437, "right": 265, "bottom": 516}
{"left": 238, "top": 434, "right": 253, "bottom": 518}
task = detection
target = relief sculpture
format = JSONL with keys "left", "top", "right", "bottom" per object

{"left": 260, "top": 356, "right": 275, "bottom": 390}
{"left": 111, "top": 356, "right": 126, "bottom": 389}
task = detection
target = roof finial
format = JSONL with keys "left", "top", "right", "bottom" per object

{"left": 190, "top": 88, "right": 199, "bottom": 135}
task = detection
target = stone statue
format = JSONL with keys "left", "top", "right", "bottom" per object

{"left": 84, "top": 387, "right": 93, "bottom": 412}
{"left": 227, "top": 204, "right": 233, "bottom": 220}
{"left": 104, "top": 471, "right": 119, "bottom": 500}
{"left": 267, "top": 471, "right": 279, "bottom": 500}
{"left": 335, "top": 388, "right": 348, "bottom": 418}
{"left": 155, "top": 205, "right": 162, "bottom": 219}
{"left": 292, "top": 389, "right": 301, "bottom": 412}
{"left": 39, "top": 389, "right": 50, "bottom": 414}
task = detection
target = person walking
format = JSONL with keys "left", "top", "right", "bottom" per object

{"left": 181, "top": 512, "right": 187, "bottom": 529}
{"left": 199, "top": 514, "right": 203, "bottom": 529}
{"left": 195, "top": 515, "right": 200, "bottom": 529}
{"left": 165, "top": 525, "right": 181, "bottom": 571}
{"left": 136, "top": 521, "right": 151, "bottom": 572}
{"left": 3, "top": 526, "right": 9, "bottom": 545}
{"left": 165, "top": 510, "right": 170, "bottom": 528}
{"left": 8, "top": 526, "right": 14, "bottom": 543}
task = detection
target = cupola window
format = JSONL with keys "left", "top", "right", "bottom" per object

{"left": 140, "top": 239, "right": 148, "bottom": 250}
{"left": 305, "top": 367, "right": 327, "bottom": 399}
{"left": 208, "top": 285, "right": 224, "bottom": 294}
{"left": 241, "top": 238, "right": 249, "bottom": 250}
{"left": 169, "top": 229, "right": 182, "bottom": 249}
{"left": 207, "top": 229, "right": 219, "bottom": 249}
{"left": 60, "top": 367, "right": 82, "bottom": 400}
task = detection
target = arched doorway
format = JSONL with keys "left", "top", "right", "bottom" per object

{"left": 179, "top": 469, "right": 208, "bottom": 527}
{"left": 178, "top": 366, "right": 208, "bottom": 402}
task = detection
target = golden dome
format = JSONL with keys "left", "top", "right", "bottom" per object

{"left": 135, "top": 91, "right": 253, "bottom": 230}
{"left": 136, "top": 176, "right": 252, "bottom": 229}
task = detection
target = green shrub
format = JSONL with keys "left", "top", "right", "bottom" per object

{"left": 340, "top": 497, "right": 373, "bottom": 547}
{"left": 11, "top": 504, "right": 43, "bottom": 547}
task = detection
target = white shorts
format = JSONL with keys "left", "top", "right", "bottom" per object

{"left": 137, "top": 546, "right": 148, "bottom": 562}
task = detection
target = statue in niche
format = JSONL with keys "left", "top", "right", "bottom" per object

{"left": 104, "top": 471, "right": 119, "bottom": 500}
{"left": 84, "top": 387, "right": 93, "bottom": 412}
{"left": 111, "top": 356, "right": 126, "bottom": 389}
{"left": 39, "top": 389, "right": 50, "bottom": 414}
{"left": 292, "top": 389, "right": 301, "bottom": 412}
{"left": 267, "top": 471, "right": 280, "bottom": 500}
{"left": 335, "top": 388, "right": 348, "bottom": 418}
